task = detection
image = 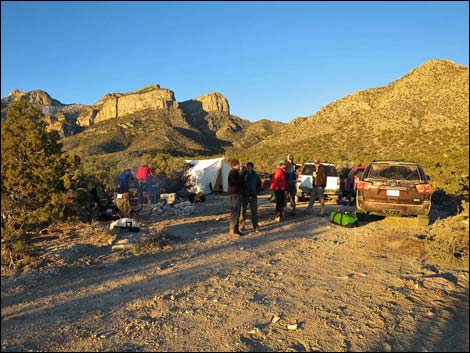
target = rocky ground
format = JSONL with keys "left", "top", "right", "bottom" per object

{"left": 1, "top": 193, "right": 468, "bottom": 352}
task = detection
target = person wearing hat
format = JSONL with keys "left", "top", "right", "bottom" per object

{"left": 270, "top": 160, "right": 288, "bottom": 222}
{"left": 307, "top": 159, "right": 327, "bottom": 216}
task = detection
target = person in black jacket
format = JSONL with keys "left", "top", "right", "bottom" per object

{"left": 228, "top": 158, "right": 245, "bottom": 236}
{"left": 240, "top": 162, "right": 262, "bottom": 232}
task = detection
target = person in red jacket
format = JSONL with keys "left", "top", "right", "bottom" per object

{"left": 136, "top": 165, "right": 156, "bottom": 204}
{"left": 270, "top": 161, "right": 288, "bottom": 222}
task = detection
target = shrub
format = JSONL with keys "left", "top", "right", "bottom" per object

{"left": 1, "top": 100, "right": 100, "bottom": 267}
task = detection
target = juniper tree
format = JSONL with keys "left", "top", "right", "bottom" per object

{"left": 1, "top": 100, "right": 82, "bottom": 263}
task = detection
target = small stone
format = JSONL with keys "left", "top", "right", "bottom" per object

{"left": 170, "top": 295, "right": 175, "bottom": 301}
{"left": 271, "top": 315, "right": 281, "bottom": 324}
{"left": 287, "top": 323, "right": 298, "bottom": 330}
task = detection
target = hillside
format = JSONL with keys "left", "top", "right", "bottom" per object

{"left": 236, "top": 59, "right": 469, "bottom": 194}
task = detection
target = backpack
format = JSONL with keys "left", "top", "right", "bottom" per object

{"left": 330, "top": 210, "right": 358, "bottom": 227}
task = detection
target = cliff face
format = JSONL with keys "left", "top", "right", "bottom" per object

{"left": 179, "top": 92, "right": 230, "bottom": 116}
{"left": 77, "top": 85, "right": 178, "bottom": 126}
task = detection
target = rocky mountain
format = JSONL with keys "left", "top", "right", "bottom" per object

{"left": 1, "top": 85, "right": 285, "bottom": 157}
{"left": 57, "top": 87, "right": 283, "bottom": 163}
{"left": 2, "top": 89, "right": 63, "bottom": 108}
{"left": 236, "top": 59, "right": 469, "bottom": 194}
{"left": 1, "top": 89, "right": 85, "bottom": 136}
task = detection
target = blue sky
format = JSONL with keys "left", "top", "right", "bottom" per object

{"left": 1, "top": 1, "right": 468, "bottom": 122}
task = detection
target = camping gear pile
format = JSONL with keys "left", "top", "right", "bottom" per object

{"left": 153, "top": 199, "right": 196, "bottom": 216}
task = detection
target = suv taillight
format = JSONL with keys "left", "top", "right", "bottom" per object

{"left": 416, "top": 184, "right": 432, "bottom": 194}
{"left": 357, "top": 181, "right": 372, "bottom": 191}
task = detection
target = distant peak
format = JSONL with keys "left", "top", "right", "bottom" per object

{"left": 410, "top": 59, "right": 468, "bottom": 74}
{"left": 197, "top": 92, "right": 226, "bottom": 99}
{"left": 9, "top": 89, "right": 24, "bottom": 96}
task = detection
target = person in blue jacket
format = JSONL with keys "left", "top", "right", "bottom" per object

{"left": 119, "top": 169, "right": 134, "bottom": 194}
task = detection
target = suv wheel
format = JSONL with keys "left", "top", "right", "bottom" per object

{"left": 356, "top": 212, "right": 368, "bottom": 221}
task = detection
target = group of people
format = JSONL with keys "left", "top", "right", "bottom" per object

{"left": 227, "top": 159, "right": 263, "bottom": 236}
{"left": 227, "top": 155, "right": 327, "bottom": 236}
{"left": 118, "top": 165, "right": 158, "bottom": 205}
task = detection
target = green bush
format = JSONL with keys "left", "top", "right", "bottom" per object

{"left": 1, "top": 100, "right": 102, "bottom": 267}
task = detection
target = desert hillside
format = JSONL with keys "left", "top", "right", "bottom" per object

{"left": 235, "top": 60, "right": 469, "bottom": 195}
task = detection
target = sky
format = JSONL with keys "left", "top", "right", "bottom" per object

{"left": 1, "top": 1, "right": 468, "bottom": 122}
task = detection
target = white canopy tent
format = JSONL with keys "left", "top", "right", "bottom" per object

{"left": 184, "top": 157, "right": 232, "bottom": 195}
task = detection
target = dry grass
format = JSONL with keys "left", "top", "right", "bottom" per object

{"left": 425, "top": 201, "right": 469, "bottom": 268}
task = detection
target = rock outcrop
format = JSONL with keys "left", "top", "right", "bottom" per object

{"left": 77, "top": 85, "right": 178, "bottom": 126}
{"left": 179, "top": 92, "right": 230, "bottom": 116}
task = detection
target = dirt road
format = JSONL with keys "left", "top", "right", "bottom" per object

{"left": 1, "top": 194, "right": 468, "bottom": 352}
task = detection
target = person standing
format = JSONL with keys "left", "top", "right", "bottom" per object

{"left": 270, "top": 161, "right": 288, "bottom": 222}
{"left": 228, "top": 159, "right": 245, "bottom": 236}
{"left": 240, "top": 162, "right": 262, "bottom": 232}
{"left": 135, "top": 165, "right": 156, "bottom": 204}
{"left": 307, "top": 160, "right": 327, "bottom": 216}
{"left": 119, "top": 169, "right": 133, "bottom": 194}
{"left": 286, "top": 154, "right": 297, "bottom": 214}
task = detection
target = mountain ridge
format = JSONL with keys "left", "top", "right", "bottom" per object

{"left": 1, "top": 59, "right": 468, "bottom": 194}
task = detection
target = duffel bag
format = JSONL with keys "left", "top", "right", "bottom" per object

{"left": 330, "top": 210, "right": 358, "bottom": 227}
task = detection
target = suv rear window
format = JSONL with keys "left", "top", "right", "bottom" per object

{"left": 367, "top": 165, "right": 422, "bottom": 181}
{"left": 301, "top": 164, "right": 314, "bottom": 175}
{"left": 326, "top": 166, "right": 337, "bottom": 177}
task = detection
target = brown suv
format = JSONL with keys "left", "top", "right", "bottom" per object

{"left": 356, "top": 160, "right": 432, "bottom": 219}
